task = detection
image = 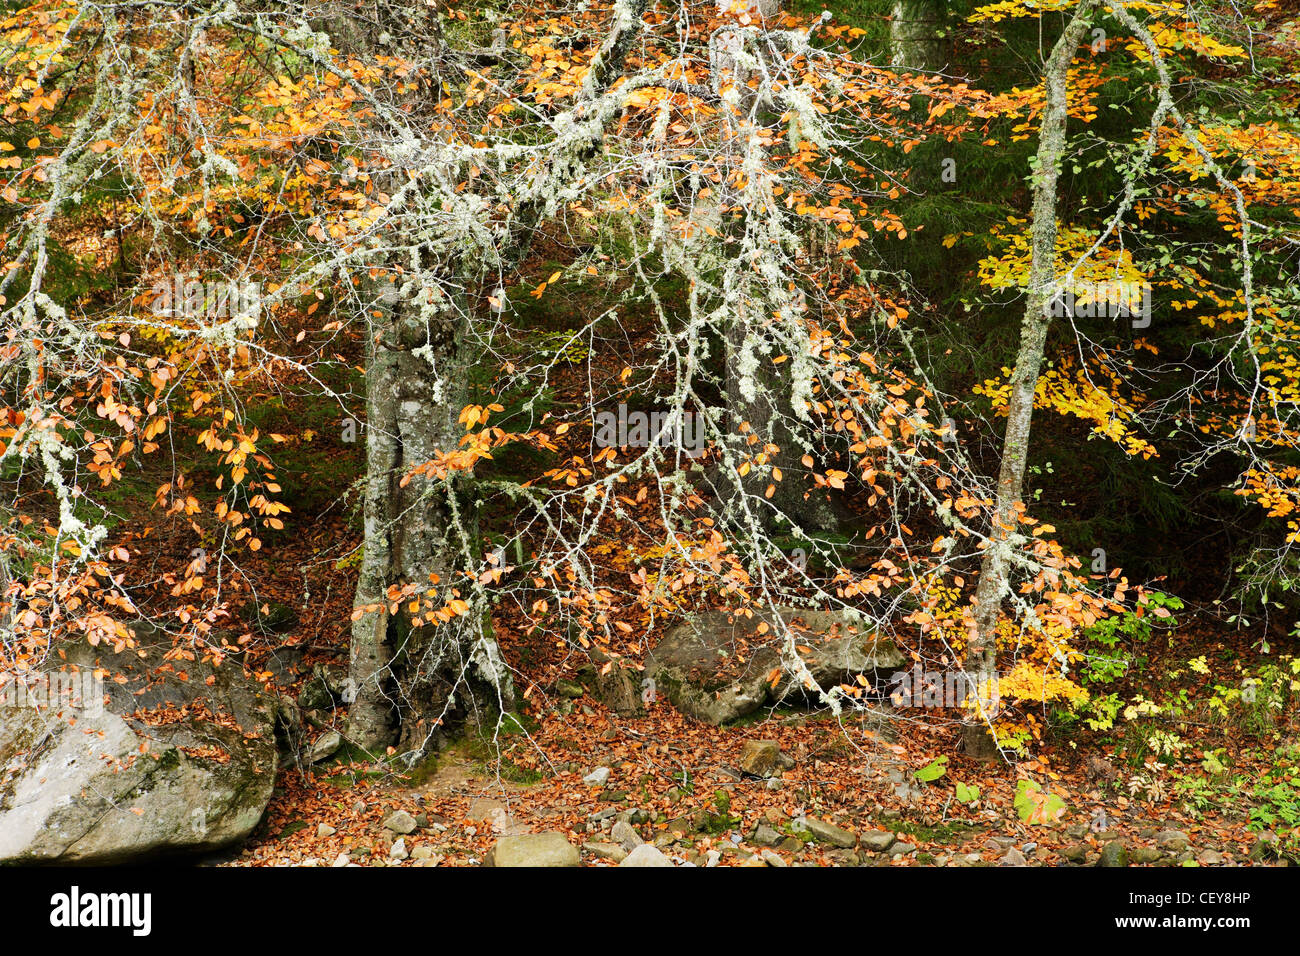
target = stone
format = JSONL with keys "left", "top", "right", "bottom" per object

{"left": 753, "top": 824, "right": 782, "bottom": 847}
{"left": 412, "top": 845, "right": 435, "bottom": 860}
{"left": 576, "top": 647, "right": 645, "bottom": 717}
{"left": 556, "top": 680, "right": 585, "bottom": 699}
{"left": 1099, "top": 841, "right": 1129, "bottom": 867}
{"left": 296, "top": 665, "right": 344, "bottom": 712}
{"left": 317, "top": 823, "right": 336, "bottom": 838}
{"left": 761, "top": 849, "right": 787, "bottom": 867}
{"left": 620, "top": 844, "right": 673, "bottom": 867}
{"left": 1250, "top": 832, "right": 1279, "bottom": 861}
{"left": 611, "top": 820, "right": 642, "bottom": 851}
{"left": 861, "top": 829, "right": 896, "bottom": 852}
{"left": 887, "top": 842, "right": 916, "bottom": 857}
{"left": 0, "top": 623, "right": 277, "bottom": 864}
{"left": 804, "top": 817, "right": 857, "bottom": 848}
{"left": 583, "top": 767, "right": 611, "bottom": 786}
{"left": 332, "top": 853, "right": 350, "bottom": 867}
{"left": 644, "top": 608, "right": 906, "bottom": 724}
{"left": 310, "top": 730, "right": 342, "bottom": 764}
{"left": 484, "top": 832, "right": 580, "bottom": 867}
{"left": 999, "top": 847, "right": 1028, "bottom": 867}
{"left": 1155, "top": 830, "right": 1190, "bottom": 852}
{"left": 390, "top": 838, "right": 408, "bottom": 860}
{"left": 583, "top": 842, "right": 629, "bottom": 863}
{"left": 1197, "top": 848, "right": 1224, "bottom": 865}
{"left": 739, "top": 740, "right": 782, "bottom": 778}
{"left": 1132, "top": 846, "right": 1162, "bottom": 864}
{"left": 382, "top": 810, "right": 418, "bottom": 835}
{"left": 1059, "top": 844, "right": 1087, "bottom": 863}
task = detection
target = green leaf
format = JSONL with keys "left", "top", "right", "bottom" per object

{"left": 955, "top": 781, "right": 981, "bottom": 803}
{"left": 915, "top": 756, "right": 949, "bottom": 783}
{"left": 1014, "top": 779, "right": 1068, "bottom": 824}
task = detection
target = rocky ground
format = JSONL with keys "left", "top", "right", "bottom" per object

{"left": 225, "top": 703, "right": 1286, "bottom": 867}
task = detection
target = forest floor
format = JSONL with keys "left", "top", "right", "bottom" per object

{"left": 98, "top": 340, "right": 1297, "bottom": 868}
{"left": 205, "top": 565, "right": 1292, "bottom": 868}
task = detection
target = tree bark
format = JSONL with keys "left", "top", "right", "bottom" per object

{"left": 890, "top": 0, "right": 950, "bottom": 73}
{"left": 345, "top": 285, "right": 514, "bottom": 755}
{"left": 342, "top": 0, "right": 650, "bottom": 755}
{"left": 964, "top": 1, "right": 1096, "bottom": 759}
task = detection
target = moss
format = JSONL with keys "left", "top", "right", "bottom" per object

{"left": 885, "top": 817, "right": 977, "bottom": 844}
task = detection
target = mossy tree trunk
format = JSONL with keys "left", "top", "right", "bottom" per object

{"left": 346, "top": 284, "right": 513, "bottom": 756}
{"left": 964, "top": 1, "right": 1096, "bottom": 760}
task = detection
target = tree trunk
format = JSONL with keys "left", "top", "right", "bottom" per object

{"left": 345, "top": 284, "right": 513, "bottom": 756}
{"left": 963, "top": 1, "right": 1095, "bottom": 759}
{"left": 725, "top": 325, "right": 842, "bottom": 533}
{"left": 890, "top": 0, "right": 950, "bottom": 73}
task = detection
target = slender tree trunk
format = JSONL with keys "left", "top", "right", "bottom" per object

{"left": 963, "top": 1, "right": 1096, "bottom": 759}
{"left": 890, "top": 0, "right": 950, "bottom": 73}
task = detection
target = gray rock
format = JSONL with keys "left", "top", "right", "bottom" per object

{"left": 390, "top": 838, "right": 408, "bottom": 860}
{"left": 761, "top": 849, "right": 787, "bottom": 867}
{"left": 1132, "top": 846, "right": 1162, "bottom": 864}
{"left": 620, "top": 843, "right": 673, "bottom": 867}
{"left": 0, "top": 624, "right": 277, "bottom": 864}
{"left": 317, "top": 823, "right": 336, "bottom": 838}
{"left": 296, "top": 665, "right": 344, "bottom": 712}
{"left": 804, "top": 817, "right": 857, "bottom": 848}
{"left": 861, "top": 829, "right": 896, "bottom": 852}
{"left": 999, "top": 847, "right": 1028, "bottom": 866}
{"left": 611, "top": 820, "right": 642, "bottom": 851}
{"left": 310, "top": 730, "right": 342, "bottom": 764}
{"left": 583, "top": 841, "right": 629, "bottom": 863}
{"left": 1155, "top": 830, "right": 1190, "bottom": 852}
{"left": 1197, "top": 848, "right": 1224, "bottom": 865}
{"left": 644, "top": 608, "right": 905, "bottom": 724}
{"left": 575, "top": 647, "right": 644, "bottom": 717}
{"left": 753, "top": 824, "right": 782, "bottom": 847}
{"left": 1099, "top": 841, "right": 1129, "bottom": 867}
{"left": 1059, "top": 844, "right": 1087, "bottom": 863}
{"left": 887, "top": 842, "right": 917, "bottom": 857}
{"left": 583, "top": 767, "right": 611, "bottom": 786}
{"left": 382, "top": 810, "right": 418, "bottom": 835}
{"left": 484, "top": 832, "right": 579, "bottom": 867}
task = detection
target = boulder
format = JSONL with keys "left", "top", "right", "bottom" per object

{"left": 1099, "top": 841, "right": 1129, "bottom": 867}
{"left": 484, "top": 832, "right": 579, "bottom": 867}
{"left": 620, "top": 844, "right": 673, "bottom": 867}
{"left": 738, "top": 740, "right": 782, "bottom": 778}
{"left": 1155, "top": 830, "right": 1190, "bottom": 852}
{"left": 804, "top": 817, "right": 857, "bottom": 848}
{"left": 382, "top": 810, "right": 419, "bottom": 835}
{"left": 645, "top": 608, "right": 905, "bottom": 724}
{"left": 576, "top": 647, "right": 645, "bottom": 716}
{"left": 0, "top": 624, "right": 277, "bottom": 864}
